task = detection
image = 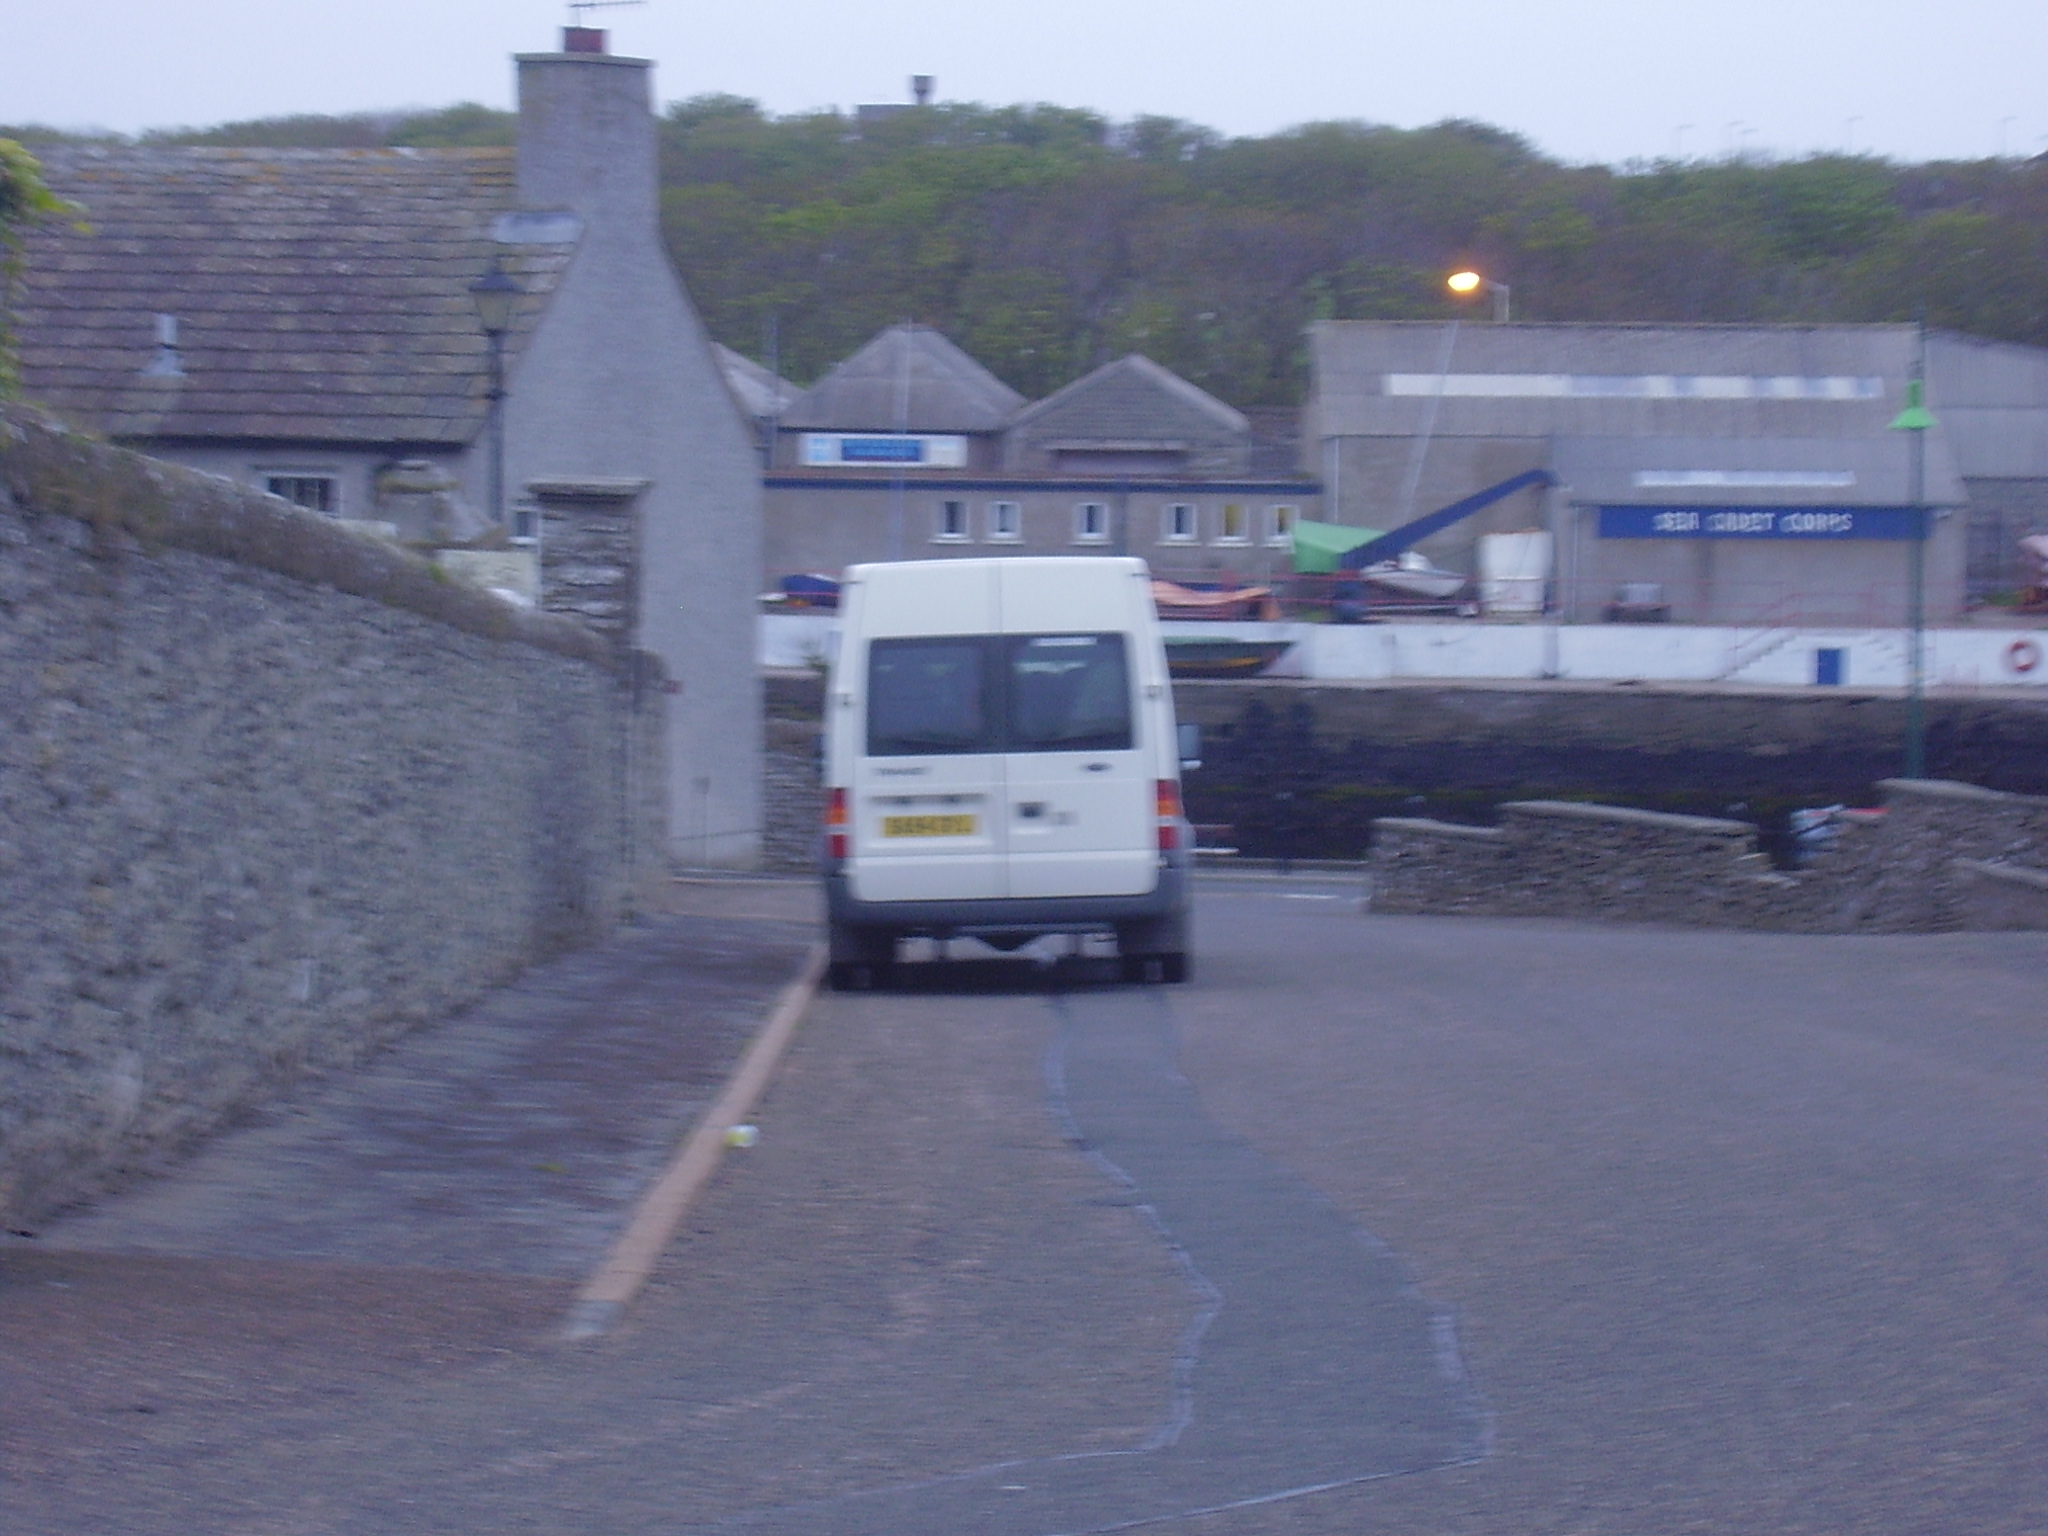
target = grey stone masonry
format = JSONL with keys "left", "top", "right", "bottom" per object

{"left": 534, "top": 478, "right": 647, "bottom": 640}
{"left": 1369, "top": 819, "right": 1508, "bottom": 915}
{"left": 0, "top": 409, "right": 666, "bottom": 1227}
{"left": 1503, "top": 802, "right": 1763, "bottom": 927}
{"left": 1369, "top": 777, "right": 2048, "bottom": 933}
{"left": 1953, "top": 860, "right": 2048, "bottom": 930}
{"left": 762, "top": 670, "right": 824, "bottom": 873}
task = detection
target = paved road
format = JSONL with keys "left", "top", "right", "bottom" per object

{"left": 5, "top": 875, "right": 2046, "bottom": 1534}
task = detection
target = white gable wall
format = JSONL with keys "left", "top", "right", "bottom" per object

{"left": 507, "top": 48, "right": 764, "bottom": 869}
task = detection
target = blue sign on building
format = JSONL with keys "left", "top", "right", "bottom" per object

{"left": 1597, "top": 505, "right": 1927, "bottom": 540}
{"left": 839, "top": 437, "right": 926, "bottom": 464}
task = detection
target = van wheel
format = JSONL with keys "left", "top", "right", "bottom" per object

{"left": 1121, "top": 952, "right": 1190, "bottom": 985}
{"left": 827, "top": 924, "right": 894, "bottom": 992}
{"left": 828, "top": 961, "right": 886, "bottom": 992}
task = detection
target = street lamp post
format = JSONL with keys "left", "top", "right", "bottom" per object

{"left": 1889, "top": 324, "right": 1937, "bottom": 779}
{"left": 1447, "top": 269, "right": 1511, "bottom": 322}
{"left": 469, "top": 257, "right": 522, "bottom": 534}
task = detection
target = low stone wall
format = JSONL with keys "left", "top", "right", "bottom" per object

{"left": 1953, "top": 861, "right": 2048, "bottom": 930}
{"left": 1370, "top": 777, "right": 2048, "bottom": 933}
{"left": 1369, "top": 820, "right": 1507, "bottom": 915}
{"left": 762, "top": 670, "right": 823, "bottom": 873}
{"left": 0, "top": 410, "right": 666, "bottom": 1225}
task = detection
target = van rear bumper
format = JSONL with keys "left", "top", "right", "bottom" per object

{"left": 826, "top": 863, "right": 1189, "bottom": 936}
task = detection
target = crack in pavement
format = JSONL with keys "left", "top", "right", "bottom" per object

{"left": 698, "top": 983, "right": 1486, "bottom": 1535}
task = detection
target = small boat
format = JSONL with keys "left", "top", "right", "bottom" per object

{"left": 759, "top": 572, "right": 842, "bottom": 611}
{"left": 1165, "top": 637, "right": 1295, "bottom": 679}
{"left": 1151, "top": 578, "right": 1282, "bottom": 622}
{"left": 1358, "top": 550, "right": 1467, "bottom": 600}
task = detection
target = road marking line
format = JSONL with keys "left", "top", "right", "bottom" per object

{"left": 562, "top": 941, "right": 827, "bottom": 1340}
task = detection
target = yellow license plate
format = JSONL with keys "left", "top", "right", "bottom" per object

{"left": 883, "top": 814, "right": 977, "bottom": 838}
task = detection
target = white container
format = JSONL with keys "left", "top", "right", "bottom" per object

{"left": 1478, "top": 530, "right": 1554, "bottom": 615}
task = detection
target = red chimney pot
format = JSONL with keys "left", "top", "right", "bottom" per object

{"left": 563, "top": 26, "right": 607, "bottom": 52}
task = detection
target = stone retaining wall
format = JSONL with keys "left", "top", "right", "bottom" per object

{"left": 0, "top": 410, "right": 666, "bottom": 1225}
{"left": 1371, "top": 778, "right": 2048, "bottom": 933}
{"left": 1954, "top": 860, "right": 2048, "bottom": 930}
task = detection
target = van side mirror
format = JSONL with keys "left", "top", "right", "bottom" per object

{"left": 1177, "top": 721, "right": 1203, "bottom": 773}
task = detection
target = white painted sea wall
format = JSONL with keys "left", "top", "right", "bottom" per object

{"left": 761, "top": 613, "right": 2048, "bottom": 689}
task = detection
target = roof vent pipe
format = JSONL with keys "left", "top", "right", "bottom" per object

{"left": 142, "top": 313, "right": 186, "bottom": 379}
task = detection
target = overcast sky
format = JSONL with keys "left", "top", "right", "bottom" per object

{"left": 4, "top": 0, "right": 2043, "bottom": 166}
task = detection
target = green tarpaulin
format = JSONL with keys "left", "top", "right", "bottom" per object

{"left": 1291, "top": 519, "right": 1384, "bottom": 574}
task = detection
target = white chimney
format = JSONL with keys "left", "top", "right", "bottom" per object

{"left": 515, "top": 40, "right": 656, "bottom": 233}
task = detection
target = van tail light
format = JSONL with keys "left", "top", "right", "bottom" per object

{"left": 825, "top": 787, "right": 850, "bottom": 863}
{"left": 1155, "top": 779, "right": 1183, "bottom": 852}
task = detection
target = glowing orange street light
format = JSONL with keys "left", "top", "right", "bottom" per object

{"left": 1448, "top": 269, "right": 1511, "bottom": 321}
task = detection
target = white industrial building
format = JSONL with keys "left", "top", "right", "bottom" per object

{"left": 1303, "top": 323, "right": 2048, "bottom": 626}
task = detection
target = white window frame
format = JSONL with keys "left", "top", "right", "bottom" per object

{"left": 1072, "top": 501, "right": 1111, "bottom": 545}
{"left": 1214, "top": 502, "right": 1252, "bottom": 546}
{"left": 262, "top": 472, "right": 341, "bottom": 518}
{"left": 1264, "top": 503, "right": 1300, "bottom": 548}
{"left": 1161, "top": 502, "right": 1199, "bottom": 543}
{"left": 933, "top": 499, "right": 971, "bottom": 542}
{"left": 985, "top": 500, "right": 1023, "bottom": 543}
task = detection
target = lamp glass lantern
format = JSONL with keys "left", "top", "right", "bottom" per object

{"left": 1446, "top": 269, "right": 1510, "bottom": 321}
{"left": 469, "top": 261, "right": 521, "bottom": 335}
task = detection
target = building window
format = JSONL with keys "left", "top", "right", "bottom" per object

{"left": 934, "top": 499, "right": 970, "bottom": 541}
{"left": 1265, "top": 504, "right": 1299, "bottom": 547}
{"left": 264, "top": 474, "right": 338, "bottom": 517}
{"left": 1073, "top": 501, "right": 1110, "bottom": 544}
{"left": 1162, "top": 502, "right": 1198, "bottom": 543}
{"left": 1216, "top": 503, "right": 1250, "bottom": 544}
{"left": 986, "top": 501, "right": 1022, "bottom": 542}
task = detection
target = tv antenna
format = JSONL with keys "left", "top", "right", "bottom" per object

{"left": 569, "top": 0, "right": 648, "bottom": 21}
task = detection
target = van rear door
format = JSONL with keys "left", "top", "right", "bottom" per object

{"left": 847, "top": 566, "right": 1007, "bottom": 904}
{"left": 999, "top": 564, "right": 1157, "bottom": 900}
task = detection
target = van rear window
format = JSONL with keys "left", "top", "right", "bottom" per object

{"left": 865, "top": 633, "right": 1132, "bottom": 756}
{"left": 867, "top": 638, "right": 992, "bottom": 756}
{"left": 1008, "top": 634, "right": 1131, "bottom": 752}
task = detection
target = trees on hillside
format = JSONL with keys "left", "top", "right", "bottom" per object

{"left": 656, "top": 100, "right": 2048, "bottom": 404}
{"left": 10, "top": 98, "right": 2048, "bottom": 405}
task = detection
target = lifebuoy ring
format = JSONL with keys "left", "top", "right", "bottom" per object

{"left": 2007, "top": 637, "right": 2044, "bottom": 674}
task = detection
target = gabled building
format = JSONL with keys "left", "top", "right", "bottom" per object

{"left": 775, "top": 323, "right": 1024, "bottom": 475}
{"left": 715, "top": 342, "right": 801, "bottom": 451}
{"left": 760, "top": 329, "right": 1318, "bottom": 580}
{"left": 15, "top": 29, "right": 764, "bottom": 867}
{"left": 1003, "top": 353, "right": 1251, "bottom": 478}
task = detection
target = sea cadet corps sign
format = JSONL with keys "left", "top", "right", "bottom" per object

{"left": 1597, "top": 505, "right": 1928, "bottom": 541}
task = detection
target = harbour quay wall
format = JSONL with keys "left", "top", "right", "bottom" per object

{"left": 0, "top": 410, "right": 666, "bottom": 1226}
{"left": 1173, "top": 677, "right": 2048, "bottom": 860}
{"left": 1371, "top": 779, "right": 2048, "bottom": 933}
{"left": 755, "top": 670, "right": 2048, "bottom": 870}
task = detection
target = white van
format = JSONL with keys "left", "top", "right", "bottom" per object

{"left": 822, "top": 557, "right": 1192, "bottom": 989}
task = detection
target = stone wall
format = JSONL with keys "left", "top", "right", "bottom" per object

{"left": 1954, "top": 860, "right": 2048, "bottom": 930}
{"left": 536, "top": 480, "right": 644, "bottom": 640}
{"left": 1371, "top": 778, "right": 2048, "bottom": 933}
{"left": 762, "top": 670, "right": 824, "bottom": 873}
{"left": 0, "top": 410, "right": 666, "bottom": 1226}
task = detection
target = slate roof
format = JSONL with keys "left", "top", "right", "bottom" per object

{"left": 15, "top": 147, "right": 577, "bottom": 447}
{"left": 715, "top": 343, "right": 801, "bottom": 422}
{"left": 779, "top": 324, "right": 1024, "bottom": 433}
{"left": 1008, "top": 353, "right": 1249, "bottom": 439}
